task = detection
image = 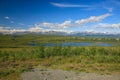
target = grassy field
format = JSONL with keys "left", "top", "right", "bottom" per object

{"left": 0, "top": 34, "right": 120, "bottom": 80}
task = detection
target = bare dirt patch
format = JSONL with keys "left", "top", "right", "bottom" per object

{"left": 21, "top": 68, "right": 120, "bottom": 80}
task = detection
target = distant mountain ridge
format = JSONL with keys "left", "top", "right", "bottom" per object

{"left": 0, "top": 30, "right": 120, "bottom": 38}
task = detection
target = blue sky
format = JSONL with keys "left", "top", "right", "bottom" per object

{"left": 0, "top": 0, "right": 120, "bottom": 34}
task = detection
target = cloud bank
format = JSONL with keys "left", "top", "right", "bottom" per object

{"left": 0, "top": 13, "right": 119, "bottom": 34}
{"left": 95, "top": 23, "right": 120, "bottom": 28}
{"left": 40, "top": 13, "right": 111, "bottom": 29}
{"left": 75, "top": 13, "right": 111, "bottom": 26}
{"left": 41, "top": 20, "right": 72, "bottom": 29}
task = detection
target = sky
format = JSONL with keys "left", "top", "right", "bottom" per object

{"left": 0, "top": 0, "right": 120, "bottom": 34}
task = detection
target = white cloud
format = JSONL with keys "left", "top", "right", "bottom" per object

{"left": 58, "top": 20, "right": 72, "bottom": 29}
{"left": 0, "top": 26, "right": 5, "bottom": 30}
{"left": 0, "top": 25, "right": 43, "bottom": 34}
{"left": 10, "top": 29, "right": 26, "bottom": 34}
{"left": 1, "top": 13, "right": 119, "bottom": 34}
{"left": 50, "top": 2, "right": 91, "bottom": 8}
{"left": 4, "top": 16, "right": 10, "bottom": 19}
{"left": 0, "top": 26, "right": 12, "bottom": 34}
{"left": 32, "top": 13, "right": 112, "bottom": 29}
{"left": 10, "top": 21, "right": 14, "bottom": 23}
{"left": 0, "top": 26, "right": 10, "bottom": 29}
{"left": 107, "top": 8, "right": 113, "bottom": 12}
{"left": 75, "top": 13, "right": 111, "bottom": 26}
{"left": 42, "top": 22, "right": 55, "bottom": 29}
{"left": 50, "top": 0, "right": 120, "bottom": 12}
{"left": 42, "top": 20, "right": 72, "bottom": 29}
{"left": 94, "top": 23, "right": 120, "bottom": 28}
{"left": 99, "top": 0, "right": 120, "bottom": 12}
{"left": 28, "top": 24, "right": 43, "bottom": 32}
{"left": 103, "top": 7, "right": 113, "bottom": 12}
{"left": 19, "top": 23, "right": 25, "bottom": 25}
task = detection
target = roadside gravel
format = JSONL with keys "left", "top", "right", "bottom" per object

{"left": 21, "top": 68, "right": 120, "bottom": 80}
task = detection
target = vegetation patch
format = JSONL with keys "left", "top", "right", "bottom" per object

{"left": 0, "top": 35, "right": 120, "bottom": 80}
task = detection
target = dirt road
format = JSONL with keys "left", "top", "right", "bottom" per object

{"left": 21, "top": 68, "right": 120, "bottom": 80}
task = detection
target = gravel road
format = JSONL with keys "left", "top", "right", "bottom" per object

{"left": 21, "top": 68, "right": 120, "bottom": 80}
